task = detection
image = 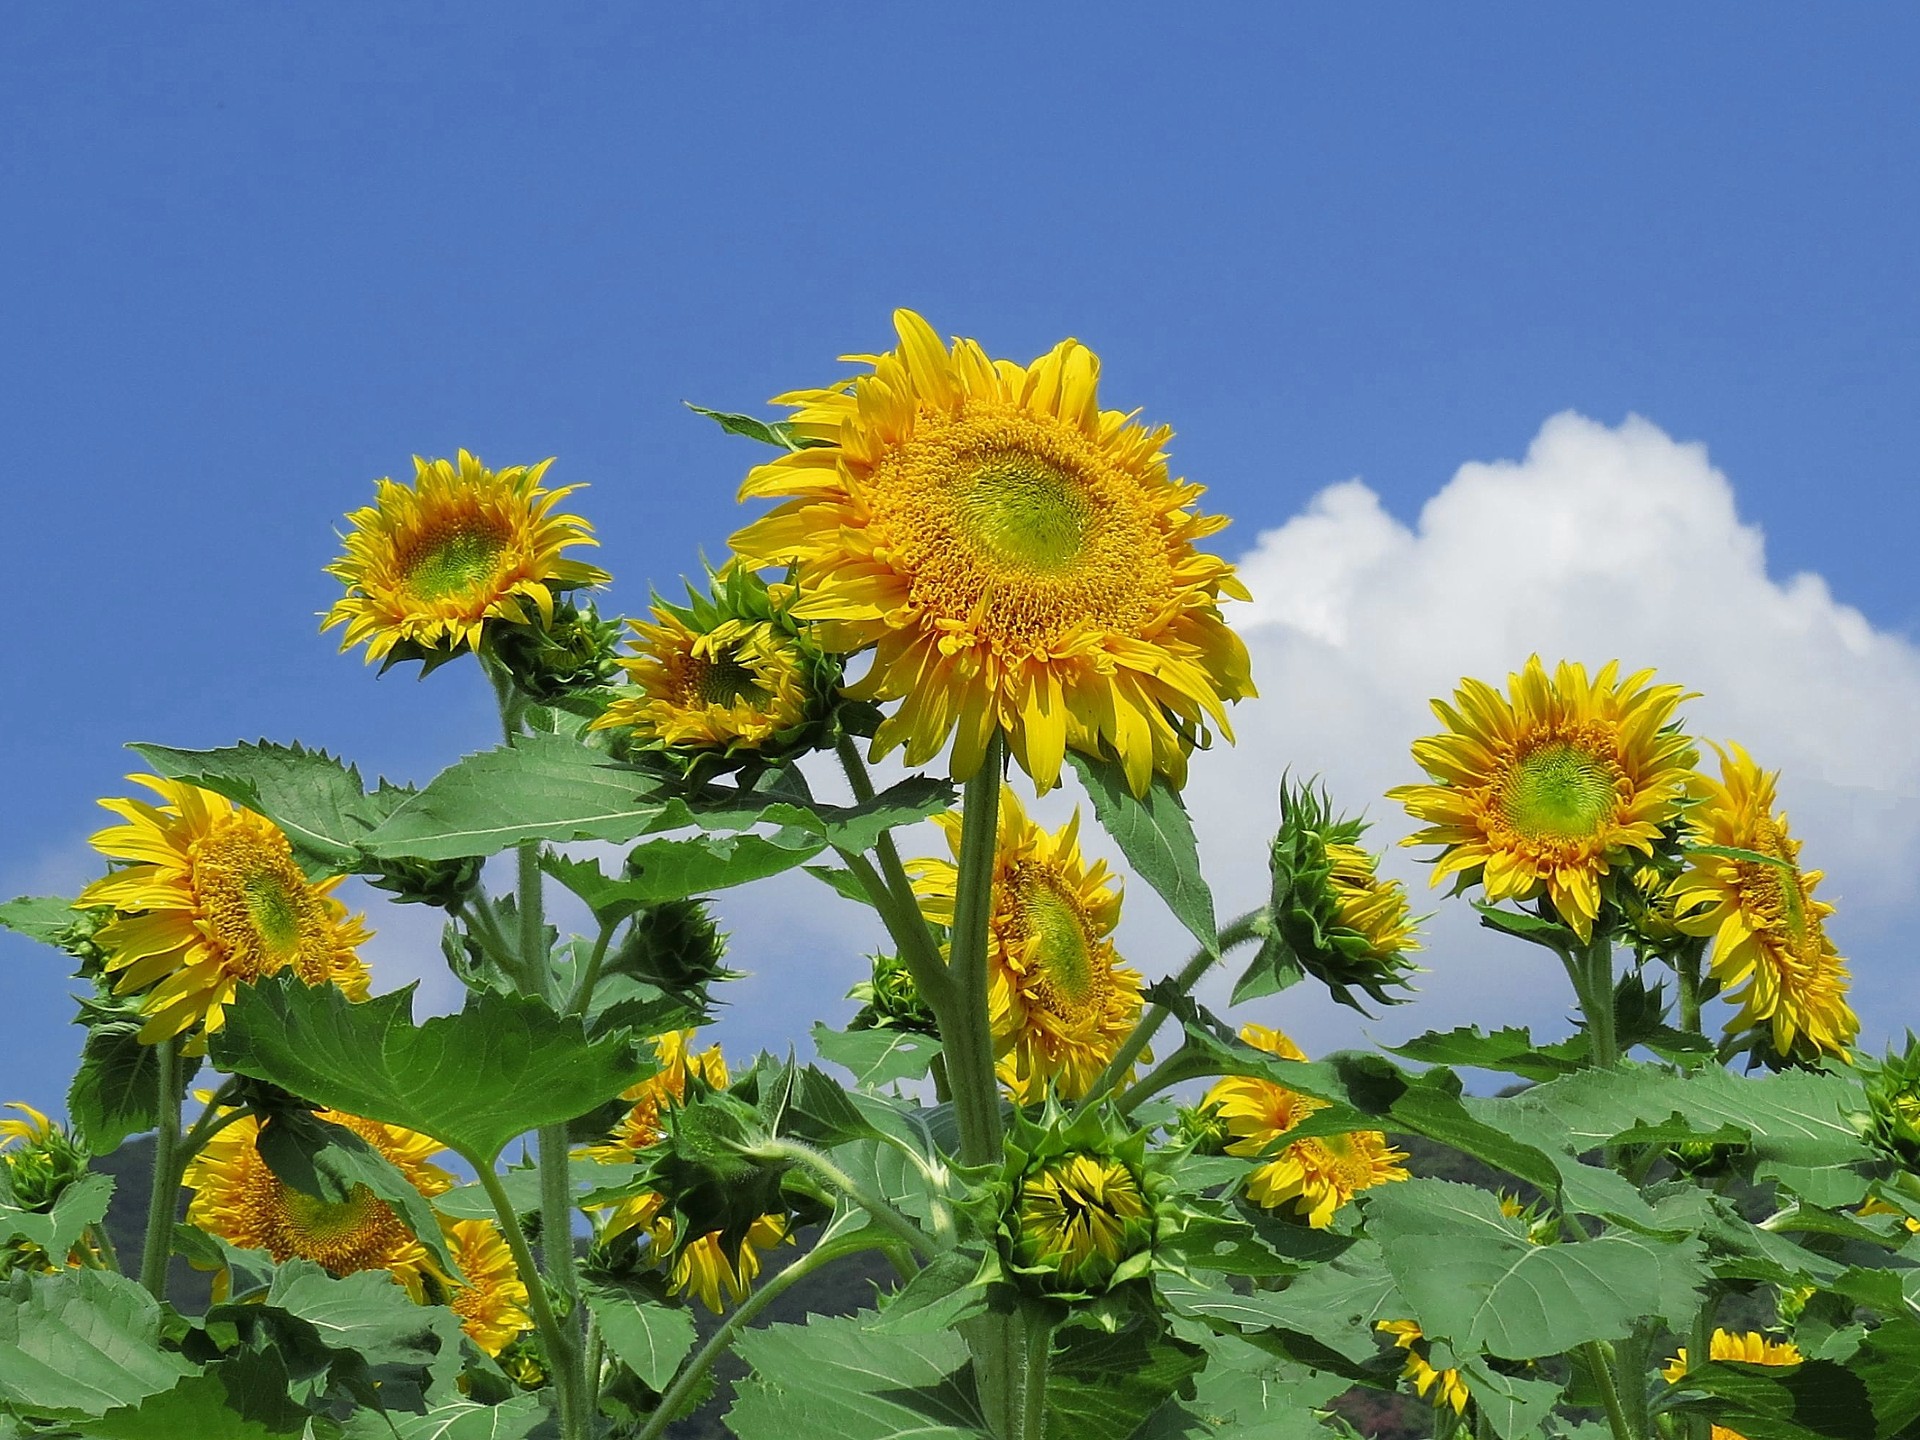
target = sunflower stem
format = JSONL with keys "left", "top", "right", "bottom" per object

{"left": 751, "top": 1138, "right": 939, "bottom": 1260}
{"left": 1676, "top": 936, "right": 1707, "bottom": 1037}
{"left": 1019, "top": 1307, "right": 1056, "bottom": 1440}
{"left": 472, "top": 1159, "right": 583, "bottom": 1439}
{"left": 562, "top": 919, "right": 616, "bottom": 1019}
{"left": 945, "top": 735, "right": 1007, "bottom": 1168}
{"left": 1073, "top": 909, "right": 1265, "bottom": 1118}
{"left": 833, "top": 735, "right": 955, "bottom": 1011}
{"left": 1584, "top": 1341, "right": 1638, "bottom": 1440}
{"left": 1584, "top": 930, "right": 1619, "bottom": 1069}
{"left": 137, "top": 1037, "right": 182, "bottom": 1298}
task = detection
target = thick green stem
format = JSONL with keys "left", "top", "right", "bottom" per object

{"left": 1579, "top": 931, "right": 1619, "bottom": 1069}
{"left": 1683, "top": 1302, "right": 1714, "bottom": 1440}
{"left": 945, "top": 735, "right": 1006, "bottom": 1169}
{"left": 1676, "top": 937, "right": 1706, "bottom": 1037}
{"left": 1074, "top": 909, "right": 1264, "bottom": 1117}
{"left": 474, "top": 1162, "right": 581, "bottom": 1438}
{"left": 1584, "top": 1341, "right": 1638, "bottom": 1440}
{"left": 833, "top": 736, "right": 953, "bottom": 1011}
{"left": 138, "top": 1038, "right": 182, "bottom": 1297}
{"left": 1019, "top": 1308, "right": 1055, "bottom": 1440}
{"left": 636, "top": 1241, "right": 849, "bottom": 1440}
{"left": 754, "top": 1138, "right": 939, "bottom": 1260}
{"left": 518, "top": 842, "right": 551, "bottom": 1002}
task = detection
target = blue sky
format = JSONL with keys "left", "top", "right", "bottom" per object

{"left": 5, "top": 6, "right": 1919, "bottom": 1109}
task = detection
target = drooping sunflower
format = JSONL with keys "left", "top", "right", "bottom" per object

{"left": 324, "top": 450, "right": 609, "bottom": 665}
{"left": 910, "top": 786, "right": 1146, "bottom": 1103}
{"left": 1669, "top": 745, "right": 1857, "bottom": 1062}
{"left": 1203, "top": 1024, "right": 1408, "bottom": 1228}
{"left": 1388, "top": 657, "right": 1697, "bottom": 940}
{"left": 730, "top": 309, "right": 1254, "bottom": 796}
{"left": 79, "top": 777, "right": 372, "bottom": 1045}
{"left": 591, "top": 568, "right": 834, "bottom": 762}
{"left": 1376, "top": 1320, "right": 1470, "bottom": 1416}
{"left": 1663, "top": 1330, "right": 1803, "bottom": 1440}
{"left": 436, "top": 1216, "right": 532, "bottom": 1356}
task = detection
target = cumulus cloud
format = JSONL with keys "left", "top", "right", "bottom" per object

{"left": 1174, "top": 411, "right": 1920, "bottom": 1056}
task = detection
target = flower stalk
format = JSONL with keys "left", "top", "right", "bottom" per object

{"left": 137, "top": 1036, "right": 182, "bottom": 1297}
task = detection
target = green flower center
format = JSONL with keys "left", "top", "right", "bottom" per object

{"left": 243, "top": 874, "right": 303, "bottom": 958}
{"left": 406, "top": 523, "right": 507, "bottom": 600}
{"left": 960, "top": 450, "right": 1091, "bottom": 574}
{"left": 280, "top": 1183, "right": 383, "bottom": 1243}
{"left": 1017, "top": 871, "right": 1098, "bottom": 1014}
{"left": 1499, "top": 741, "right": 1619, "bottom": 840}
{"left": 693, "top": 651, "right": 769, "bottom": 708}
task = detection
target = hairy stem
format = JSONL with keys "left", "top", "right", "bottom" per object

{"left": 945, "top": 735, "right": 1006, "bottom": 1169}
{"left": 138, "top": 1037, "right": 182, "bottom": 1297}
{"left": 473, "top": 1161, "right": 581, "bottom": 1438}
{"left": 833, "top": 736, "right": 954, "bottom": 1010}
{"left": 1584, "top": 1341, "right": 1638, "bottom": 1440}
{"left": 1019, "top": 1307, "right": 1056, "bottom": 1440}
{"left": 1074, "top": 909, "right": 1264, "bottom": 1117}
{"left": 1676, "top": 937, "right": 1706, "bottom": 1037}
{"left": 563, "top": 919, "right": 616, "bottom": 1018}
{"left": 754, "top": 1138, "right": 939, "bottom": 1260}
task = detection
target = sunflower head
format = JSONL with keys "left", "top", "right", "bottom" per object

{"left": 323, "top": 450, "right": 609, "bottom": 670}
{"left": 730, "top": 309, "right": 1255, "bottom": 797}
{"left": 78, "top": 777, "right": 372, "bottom": 1047}
{"left": 622, "top": 1081, "right": 792, "bottom": 1277}
{"left": 591, "top": 565, "right": 841, "bottom": 776}
{"left": 1387, "top": 657, "right": 1698, "bottom": 942}
{"left": 604, "top": 898, "right": 735, "bottom": 1002}
{"left": 430, "top": 1216, "right": 532, "bottom": 1356}
{"left": 0, "top": 1104, "right": 88, "bottom": 1214}
{"left": 1664, "top": 1329, "right": 1804, "bottom": 1381}
{"left": 486, "top": 597, "right": 624, "bottom": 703}
{"left": 848, "top": 951, "right": 940, "bottom": 1037}
{"left": 1617, "top": 860, "right": 1703, "bottom": 959}
{"left": 1376, "top": 1320, "right": 1471, "bottom": 1415}
{"left": 1670, "top": 744, "right": 1858, "bottom": 1064}
{"left": 996, "top": 1105, "right": 1163, "bottom": 1301}
{"left": 1856, "top": 1034, "right": 1920, "bottom": 1168}
{"left": 1201, "top": 1024, "right": 1409, "bottom": 1229}
{"left": 911, "top": 785, "right": 1146, "bottom": 1104}
{"left": 1242, "top": 779, "right": 1420, "bottom": 1012}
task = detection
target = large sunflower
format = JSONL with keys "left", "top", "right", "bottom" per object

{"left": 1670, "top": 745, "right": 1857, "bottom": 1061}
{"left": 1663, "top": 1330, "right": 1803, "bottom": 1440}
{"left": 1203, "top": 1024, "right": 1408, "bottom": 1228}
{"left": 910, "top": 786, "right": 1146, "bottom": 1103}
{"left": 1388, "top": 657, "right": 1697, "bottom": 940}
{"left": 183, "top": 1105, "right": 453, "bottom": 1285}
{"left": 730, "top": 309, "right": 1254, "bottom": 796}
{"left": 324, "top": 450, "right": 609, "bottom": 664}
{"left": 79, "top": 777, "right": 371, "bottom": 1045}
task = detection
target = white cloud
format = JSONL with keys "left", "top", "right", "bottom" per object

{"left": 1172, "top": 411, "right": 1920, "bottom": 1057}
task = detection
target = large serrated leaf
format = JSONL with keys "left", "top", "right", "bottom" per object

{"left": 131, "top": 739, "right": 409, "bottom": 875}
{"left": 85, "top": 1356, "right": 314, "bottom": 1439}
{"left": 0, "top": 1171, "right": 113, "bottom": 1258}
{"left": 0, "top": 1268, "right": 196, "bottom": 1418}
{"left": 1044, "top": 1320, "right": 1206, "bottom": 1440}
{"left": 543, "top": 830, "right": 826, "bottom": 919}
{"left": 350, "top": 1394, "right": 548, "bottom": 1439}
{"left": 812, "top": 1023, "right": 942, "bottom": 1088}
{"left": 0, "top": 894, "right": 85, "bottom": 945}
{"left": 1067, "top": 752, "right": 1217, "bottom": 953}
{"left": 68, "top": 1019, "right": 163, "bottom": 1154}
{"left": 726, "top": 1312, "right": 990, "bottom": 1439}
{"left": 1389, "top": 1024, "right": 1584, "bottom": 1082}
{"left": 208, "top": 975, "right": 644, "bottom": 1164}
{"left": 582, "top": 1278, "right": 698, "bottom": 1392}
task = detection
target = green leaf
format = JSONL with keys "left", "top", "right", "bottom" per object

{"left": 354, "top": 1395, "right": 547, "bottom": 1440}
{"left": 804, "top": 864, "right": 877, "bottom": 907}
{"left": 1661, "top": 1357, "right": 1875, "bottom": 1440}
{"left": 85, "top": 1357, "right": 315, "bottom": 1440}
{"left": 0, "top": 1268, "right": 195, "bottom": 1418}
{"left": 68, "top": 1019, "right": 163, "bottom": 1154}
{"left": 1389, "top": 1024, "right": 1585, "bottom": 1082}
{"left": 1067, "top": 751, "right": 1217, "bottom": 953}
{"left": 0, "top": 1171, "right": 113, "bottom": 1257}
{"left": 435, "top": 1158, "right": 643, "bottom": 1219}
{"left": 208, "top": 975, "right": 644, "bottom": 1164}
{"left": 131, "top": 739, "right": 409, "bottom": 875}
{"left": 1364, "top": 1179, "right": 1707, "bottom": 1359}
{"left": 1458, "top": 1357, "right": 1566, "bottom": 1440}
{"left": 1471, "top": 901, "right": 1579, "bottom": 952}
{"left": 1136, "top": 1336, "right": 1351, "bottom": 1438}
{"left": 685, "top": 402, "right": 825, "bottom": 451}
{"left": 812, "top": 1023, "right": 942, "bottom": 1088}
{"left": 1044, "top": 1320, "right": 1206, "bottom": 1440}
{"left": 582, "top": 1278, "right": 698, "bottom": 1392}
{"left": 0, "top": 894, "right": 85, "bottom": 945}
{"left": 1155, "top": 1246, "right": 1398, "bottom": 1370}
{"left": 726, "top": 1312, "right": 989, "bottom": 1439}
{"left": 254, "top": 1108, "right": 458, "bottom": 1275}
{"left": 871, "top": 1251, "right": 991, "bottom": 1335}
{"left": 543, "top": 832, "right": 827, "bottom": 920}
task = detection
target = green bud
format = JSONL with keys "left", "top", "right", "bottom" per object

{"left": 489, "top": 600, "right": 623, "bottom": 703}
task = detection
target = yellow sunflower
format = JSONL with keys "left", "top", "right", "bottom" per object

{"left": 324, "top": 450, "right": 609, "bottom": 664}
{"left": 593, "top": 608, "right": 814, "bottom": 751}
{"left": 730, "top": 309, "right": 1254, "bottom": 796}
{"left": 0, "top": 1103, "right": 53, "bottom": 1152}
{"left": 182, "top": 1105, "right": 452, "bottom": 1288}
{"left": 910, "top": 786, "right": 1146, "bottom": 1103}
{"left": 79, "top": 777, "right": 371, "bottom": 1045}
{"left": 1010, "top": 1151, "right": 1155, "bottom": 1294}
{"left": 436, "top": 1216, "right": 532, "bottom": 1356}
{"left": 1376, "top": 1320, "right": 1470, "bottom": 1415}
{"left": 1203, "top": 1024, "right": 1408, "bottom": 1228}
{"left": 1388, "top": 657, "right": 1697, "bottom": 941}
{"left": 1663, "top": 1330, "right": 1803, "bottom": 1440}
{"left": 1670, "top": 745, "right": 1857, "bottom": 1062}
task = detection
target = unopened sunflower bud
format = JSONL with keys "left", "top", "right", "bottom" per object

{"left": 489, "top": 599, "right": 623, "bottom": 702}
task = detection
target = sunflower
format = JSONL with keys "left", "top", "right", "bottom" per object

{"left": 730, "top": 309, "right": 1254, "bottom": 796}
{"left": 1010, "top": 1151, "right": 1154, "bottom": 1296}
{"left": 324, "top": 450, "right": 609, "bottom": 665}
{"left": 910, "top": 786, "right": 1145, "bottom": 1103}
{"left": 1663, "top": 1330, "right": 1803, "bottom": 1440}
{"left": 1388, "top": 657, "right": 1697, "bottom": 941}
{"left": 183, "top": 1105, "right": 453, "bottom": 1286}
{"left": 585, "top": 1030, "right": 731, "bottom": 1172}
{"left": 666, "top": 1215, "right": 792, "bottom": 1314}
{"left": 79, "top": 777, "right": 372, "bottom": 1045}
{"left": 1203, "top": 1024, "right": 1408, "bottom": 1228}
{"left": 0, "top": 1103, "right": 53, "bottom": 1153}
{"left": 1670, "top": 745, "right": 1857, "bottom": 1062}
{"left": 1376, "top": 1320, "right": 1470, "bottom": 1416}
{"left": 436, "top": 1216, "right": 532, "bottom": 1356}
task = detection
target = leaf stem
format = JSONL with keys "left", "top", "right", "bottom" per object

{"left": 137, "top": 1037, "right": 182, "bottom": 1297}
{"left": 832, "top": 736, "right": 954, "bottom": 1011}
{"left": 751, "top": 1137, "right": 939, "bottom": 1260}
{"left": 634, "top": 1239, "right": 848, "bottom": 1440}
{"left": 563, "top": 919, "right": 617, "bottom": 1018}
{"left": 1584, "top": 1341, "right": 1638, "bottom": 1440}
{"left": 1073, "top": 909, "right": 1263, "bottom": 1117}
{"left": 472, "top": 1160, "right": 582, "bottom": 1438}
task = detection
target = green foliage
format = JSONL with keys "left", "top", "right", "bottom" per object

{"left": 543, "top": 834, "right": 826, "bottom": 918}
{"left": 583, "top": 1278, "right": 699, "bottom": 1391}
{"left": 725, "top": 1313, "right": 989, "bottom": 1439}
{"left": 0, "top": 1268, "right": 196, "bottom": 1418}
{"left": 811, "top": 1022, "right": 942, "bottom": 1087}
{"left": 685, "top": 402, "right": 828, "bottom": 451}
{"left": 1044, "top": 1319, "right": 1207, "bottom": 1440}
{"left": 0, "top": 1170, "right": 112, "bottom": 1260}
{"left": 68, "top": 1013, "right": 169, "bottom": 1153}
{"left": 1067, "top": 751, "right": 1218, "bottom": 953}
{"left": 208, "top": 975, "right": 644, "bottom": 1164}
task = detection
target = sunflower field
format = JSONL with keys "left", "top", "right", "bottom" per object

{"left": 5, "top": 310, "right": 1920, "bottom": 1440}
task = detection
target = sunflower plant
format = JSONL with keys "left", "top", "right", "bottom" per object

{"left": 3, "top": 313, "right": 1918, "bottom": 1440}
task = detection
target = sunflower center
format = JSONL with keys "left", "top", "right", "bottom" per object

{"left": 403, "top": 521, "right": 509, "bottom": 601}
{"left": 193, "top": 818, "right": 333, "bottom": 982}
{"left": 281, "top": 1183, "right": 384, "bottom": 1243}
{"left": 1013, "top": 867, "right": 1102, "bottom": 1017}
{"left": 690, "top": 651, "right": 768, "bottom": 708}
{"left": 958, "top": 452, "right": 1091, "bottom": 573}
{"left": 1498, "top": 740, "right": 1620, "bottom": 841}
{"left": 1736, "top": 820, "right": 1819, "bottom": 951}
